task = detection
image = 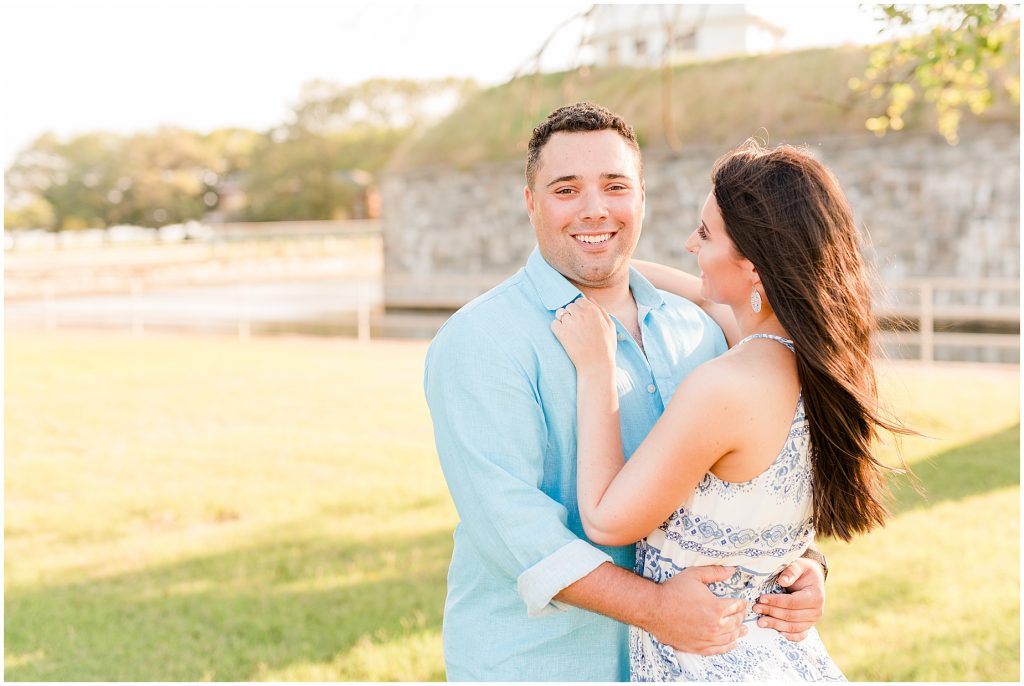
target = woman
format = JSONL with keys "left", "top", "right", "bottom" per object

{"left": 551, "top": 141, "right": 906, "bottom": 681}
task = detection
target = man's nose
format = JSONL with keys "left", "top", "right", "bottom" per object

{"left": 578, "top": 191, "right": 609, "bottom": 223}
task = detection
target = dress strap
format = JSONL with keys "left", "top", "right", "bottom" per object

{"left": 735, "top": 333, "right": 795, "bottom": 352}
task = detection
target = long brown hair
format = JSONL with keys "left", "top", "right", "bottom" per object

{"left": 711, "top": 140, "right": 910, "bottom": 541}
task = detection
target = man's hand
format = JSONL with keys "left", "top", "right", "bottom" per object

{"left": 751, "top": 557, "right": 826, "bottom": 641}
{"left": 645, "top": 566, "right": 748, "bottom": 656}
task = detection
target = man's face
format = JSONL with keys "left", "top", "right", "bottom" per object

{"left": 524, "top": 130, "right": 645, "bottom": 290}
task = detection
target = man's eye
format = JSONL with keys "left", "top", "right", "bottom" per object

{"left": 555, "top": 188, "right": 575, "bottom": 194}
{"left": 608, "top": 184, "right": 627, "bottom": 191}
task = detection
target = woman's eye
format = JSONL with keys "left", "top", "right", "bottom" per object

{"left": 697, "top": 225, "right": 709, "bottom": 240}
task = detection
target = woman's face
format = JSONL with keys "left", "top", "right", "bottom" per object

{"left": 684, "top": 191, "right": 755, "bottom": 306}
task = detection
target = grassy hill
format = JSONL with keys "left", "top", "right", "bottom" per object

{"left": 390, "top": 43, "right": 1019, "bottom": 172}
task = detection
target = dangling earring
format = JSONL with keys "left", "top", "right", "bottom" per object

{"left": 750, "top": 287, "right": 762, "bottom": 313}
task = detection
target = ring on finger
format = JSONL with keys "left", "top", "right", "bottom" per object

{"left": 555, "top": 308, "right": 568, "bottom": 322}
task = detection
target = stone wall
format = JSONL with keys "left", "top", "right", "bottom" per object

{"left": 380, "top": 126, "right": 1019, "bottom": 311}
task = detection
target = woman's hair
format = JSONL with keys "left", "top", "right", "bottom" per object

{"left": 711, "top": 140, "right": 909, "bottom": 541}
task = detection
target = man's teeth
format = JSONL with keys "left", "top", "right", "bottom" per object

{"left": 575, "top": 233, "right": 612, "bottom": 244}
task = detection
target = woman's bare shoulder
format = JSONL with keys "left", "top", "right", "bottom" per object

{"left": 669, "top": 353, "right": 757, "bottom": 416}
{"left": 681, "top": 344, "right": 795, "bottom": 408}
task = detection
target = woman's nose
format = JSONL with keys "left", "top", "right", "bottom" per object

{"left": 684, "top": 229, "right": 699, "bottom": 253}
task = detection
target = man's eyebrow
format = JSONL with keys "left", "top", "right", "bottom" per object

{"left": 545, "top": 172, "right": 633, "bottom": 188}
{"left": 545, "top": 175, "right": 579, "bottom": 188}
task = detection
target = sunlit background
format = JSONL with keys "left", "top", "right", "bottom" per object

{"left": 4, "top": 2, "right": 885, "bottom": 167}
{"left": 3, "top": 2, "right": 1020, "bottom": 681}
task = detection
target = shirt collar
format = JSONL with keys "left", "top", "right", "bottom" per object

{"left": 525, "top": 246, "right": 666, "bottom": 313}
{"left": 628, "top": 264, "right": 667, "bottom": 312}
{"left": 526, "top": 247, "right": 585, "bottom": 311}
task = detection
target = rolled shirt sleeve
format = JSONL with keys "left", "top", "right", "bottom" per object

{"left": 425, "top": 317, "right": 611, "bottom": 616}
{"left": 517, "top": 538, "right": 612, "bottom": 616}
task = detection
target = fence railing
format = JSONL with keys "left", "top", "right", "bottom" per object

{"left": 4, "top": 220, "right": 382, "bottom": 252}
{"left": 874, "top": 278, "right": 1019, "bottom": 362}
{"left": 9, "top": 266, "right": 1019, "bottom": 363}
{"left": 376, "top": 274, "right": 1019, "bottom": 362}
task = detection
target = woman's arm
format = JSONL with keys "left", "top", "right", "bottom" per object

{"left": 632, "top": 260, "right": 740, "bottom": 346}
{"left": 552, "top": 300, "right": 827, "bottom": 634}
{"left": 549, "top": 299, "right": 623, "bottom": 541}
{"left": 551, "top": 299, "right": 738, "bottom": 545}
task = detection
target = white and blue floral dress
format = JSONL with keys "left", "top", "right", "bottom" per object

{"left": 629, "top": 334, "right": 846, "bottom": 681}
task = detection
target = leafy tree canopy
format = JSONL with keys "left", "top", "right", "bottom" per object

{"left": 4, "top": 77, "right": 477, "bottom": 230}
{"left": 851, "top": 4, "right": 1020, "bottom": 143}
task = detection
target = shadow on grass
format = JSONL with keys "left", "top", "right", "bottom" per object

{"left": 8, "top": 426, "right": 1017, "bottom": 681}
{"left": 4, "top": 522, "right": 454, "bottom": 681}
{"left": 889, "top": 424, "right": 1020, "bottom": 514}
{"left": 823, "top": 563, "right": 1019, "bottom": 681}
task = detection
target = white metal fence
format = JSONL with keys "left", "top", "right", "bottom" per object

{"left": 376, "top": 274, "right": 1019, "bottom": 362}
{"left": 875, "top": 278, "right": 1019, "bottom": 362}
{"left": 7, "top": 223, "right": 1018, "bottom": 361}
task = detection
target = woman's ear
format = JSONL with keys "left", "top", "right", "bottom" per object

{"left": 742, "top": 258, "right": 761, "bottom": 287}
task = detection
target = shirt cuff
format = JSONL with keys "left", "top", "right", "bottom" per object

{"left": 516, "top": 539, "right": 613, "bottom": 618}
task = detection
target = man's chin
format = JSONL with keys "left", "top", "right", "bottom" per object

{"left": 570, "top": 262, "right": 628, "bottom": 288}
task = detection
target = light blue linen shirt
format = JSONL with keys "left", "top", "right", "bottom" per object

{"left": 424, "top": 247, "right": 727, "bottom": 681}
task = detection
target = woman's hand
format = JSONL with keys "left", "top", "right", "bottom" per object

{"left": 751, "top": 557, "right": 825, "bottom": 641}
{"left": 550, "top": 298, "right": 617, "bottom": 372}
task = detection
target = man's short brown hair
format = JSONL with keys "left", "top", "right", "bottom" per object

{"left": 525, "top": 102, "right": 642, "bottom": 188}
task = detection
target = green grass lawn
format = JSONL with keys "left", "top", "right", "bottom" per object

{"left": 5, "top": 330, "right": 1019, "bottom": 681}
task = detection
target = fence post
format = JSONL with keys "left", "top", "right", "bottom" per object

{"left": 919, "top": 282, "right": 934, "bottom": 363}
{"left": 357, "top": 283, "right": 371, "bottom": 344}
{"left": 238, "top": 281, "right": 251, "bottom": 341}
{"left": 44, "top": 280, "right": 57, "bottom": 331}
{"left": 130, "top": 277, "right": 144, "bottom": 336}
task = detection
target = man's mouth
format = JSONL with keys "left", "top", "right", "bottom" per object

{"left": 573, "top": 233, "right": 613, "bottom": 245}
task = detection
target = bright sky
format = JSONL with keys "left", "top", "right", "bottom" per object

{"left": 2, "top": 1, "right": 883, "bottom": 168}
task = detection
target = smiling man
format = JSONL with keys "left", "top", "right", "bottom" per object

{"left": 423, "top": 102, "right": 826, "bottom": 681}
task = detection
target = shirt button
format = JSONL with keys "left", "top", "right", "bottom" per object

{"left": 647, "top": 384, "right": 656, "bottom": 394}
{"left": 617, "top": 332, "right": 626, "bottom": 342}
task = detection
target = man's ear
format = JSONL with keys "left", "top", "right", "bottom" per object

{"left": 639, "top": 179, "right": 646, "bottom": 221}
{"left": 524, "top": 185, "right": 535, "bottom": 217}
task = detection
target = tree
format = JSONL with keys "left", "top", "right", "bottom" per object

{"left": 5, "top": 132, "right": 124, "bottom": 229}
{"left": 850, "top": 4, "right": 1020, "bottom": 144}
{"left": 243, "top": 77, "right": 476, "bottom": 221}
{"left": 5, "top": 127, "right": 242, "bottom": 229}
{"left": 288, "top": 77, "right": 476, "bottom": 136}
{"left": 4, "top": 195, "right": 56, "bottom": 231}
{"left": 656, "top": 4, "right": 707, "bottom": 151}
{"left": 4, "top": 76, "right": 477, "bottom": 228}
{"left": 115, "top": 127, "right": 222, "bottom": 226}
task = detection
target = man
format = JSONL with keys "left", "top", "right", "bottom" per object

{"left": 424, "top": 102, "right": 826, "bottom": 681}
